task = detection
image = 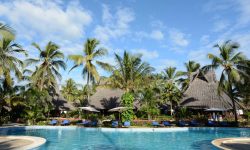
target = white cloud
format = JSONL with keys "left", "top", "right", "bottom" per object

{"left": 169, "top": 29, "right": 189, "bottom": 47}
{"left": 0, "top": 0, "right": 92, "bottom": 41}
{"left": 150, "top": 30, "right": 164, "bottom": 40}
{"left": 131, "top": 49, "right": 159, "bottom": 60}
{"left": 94, "top": 4, "right": 135, "bottom": 43}
{"left": 135, "top": 30, "right": 164, "bottom": 41}
{"left": 155, "top": 59, "right": 178, "bottom": 73}
{"left": 212, "top": 20, "right": 230, "bottom": 32}
{"left": 200, "top": 35, "right": 210, "bottom": 44}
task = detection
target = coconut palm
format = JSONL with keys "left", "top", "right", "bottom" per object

{"left": 61, "top": 78, "right": 79, "bottom": 102}
{"left": 161, "top": 67, "right": 182, "bottom": 115}
{"left": 0, "top": 23, "right": 15, "bottom": 39}
{"left": 110, "top": 51, "right": 154, "bottom": 92}
{"left": 68, "top": 38, "right": 110, "bottom": 104}
{"left": 0, "top": 38, "right": 26, "bottom": 86}
{"left": 203, "top": 40, "right": 250, "bottom": 124}
{"left": 25, "top": 41, "right": 66, "bottom": 91}
{"left": 179, "top": 61, "right": 200, "bottom": 91}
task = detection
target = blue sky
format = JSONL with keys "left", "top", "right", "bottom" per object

{"left": 0, "top": 0, "right": 250, "bottom": 86}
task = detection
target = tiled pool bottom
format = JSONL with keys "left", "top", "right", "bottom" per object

{"left": 0, "top": 126, "right": 250, "bottom": 150}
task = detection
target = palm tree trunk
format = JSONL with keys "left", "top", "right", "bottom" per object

{"left": 87, "top": 72, "right": 90, "bottom": 105}
{"left": 228, "top": 74, "right": 238, "bottom": 125}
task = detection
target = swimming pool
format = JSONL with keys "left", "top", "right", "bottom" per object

{"left": 0, "top": 126, "right": 249, "bottom": 150}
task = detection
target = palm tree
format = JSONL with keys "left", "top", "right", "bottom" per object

{"left": 179, "top": 61, "right": 200, "bottom": 91}
{"left": 161, "top": 67, "right": 182, "bottom": 116}
{"left": 61, "top": 78, "right": 79, "bottom": 102}
{"left": 203, "top": 40, "right": 250, "bottom": 124}
{"left": 0, "top": 23, "right": 15, "bottom": 39}
{"left": 68, "top": 38, "right": 110, "bottom": 104}
{"left": 0, "top": 38, "right": 26, "bottom": 87}
{"left": 25, "top": 41, "right": 66, "bottom": 91}
{"left": 110, "top": 51, "right": 154, "bottom": 92}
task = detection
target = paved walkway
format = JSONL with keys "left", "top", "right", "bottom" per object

{"left": 212, "top": 138, "right": 250, "bottom": 150}
{"left": 0, "top": 136, "right": 46, "bottom": 150}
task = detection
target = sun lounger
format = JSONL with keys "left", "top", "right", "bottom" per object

{"left": 207, "top": 120, "right": 216, "bottom": 127}
{"left": 91, "top": 121, "right": 98, "bottom": 127}
{"left": 219, "top": 121, "right": 229, "bottom": 127}
{"left": 178, "top": 120, "right": 188, "bottom": 127}
{"left": 123, "top": 121, "right": 130, "bottom": 127}
{"left": 152, "top": 121, "right": 160, "bottom": 127}
{"left": 189, "top": 120, "right": 200, "bottom": 126}
{"left": 49, "top": 120, "right": 58, "bottom": 125}
{"left": 112, "top": 121, "right": 118, "bottom": 128}
{"left": 77, "top": 120, "right": 90, "bottom": 126}
{"left": 163, "top": 121, "right": 172, "bottom": 127}
{"left": 61, "top": 120, "right": 70, "bottom": 126}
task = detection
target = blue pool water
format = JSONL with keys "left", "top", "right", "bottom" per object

{"left": 0, "top": 127, "right": 249, "bottom": 150}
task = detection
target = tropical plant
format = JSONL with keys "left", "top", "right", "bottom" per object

{"left": 121, "top": 92, "right": 135, "bottom": 122}
{"left": 0, "top": 78, "right": 25, "bottom": 123}
{"left": 202, "top": 40, "right": 250, "bottom": 124}
{"left": 0, "top": 22, "right": 15, "bottom": 39}
{"left": 22, "top": 88, "right": 53, "bottom": 125}
{"left": 109, "top": 51, "right": 154, "bottom": 92}
{"left": 68, "top": 38, "right": 110, "bottom": 104}
{"left": 0, "top": 38, "right": 26, "bottom": 86}
{"left": 61, "top": 78, "right": 79, "bottom": 102}
{"left": 138, "top": 87, "right": 160, "bottom": 120}
{"left": 179, "top": 61, "right": 200, "bottom": 91}
{"left": 25, "top": 41, "right": 66, "bottom": 91}
{"left": 160, "top": 67, "right": 182, "bottom": 116}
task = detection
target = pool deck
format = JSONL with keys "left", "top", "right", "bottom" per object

{"left": 0, "top": 136, "right": 46, "bottom": 150}
{"left": 212, "top": 138, "right": 250, "bottom": 150}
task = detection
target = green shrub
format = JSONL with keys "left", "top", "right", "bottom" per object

{"left": 121, "top": 92, "right": 135, "bottom": 122}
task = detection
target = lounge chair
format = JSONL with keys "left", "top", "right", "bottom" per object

{"left": 207, "top": 120, "right": 216, "bottom": 127}
{"left": 178, "top": 120, "right": 188, "bottom": 127}
{"left": 123, "top": 121, "right": 130, "bottom": 127}
{"left": 163, "top": 121, "right": 172, "bottom": 127}
{"left": 111, "top": 121, "right": 118, "bottom": 128}
{"left": 152, "top": 121, "right": 160, "bottom": 127}
{"left": 77, "top": 120, "right": 90, "bottom": 126}
{"left": 189, "top": 120, "right": 200, "bottom": 126}
{"left": 61, "top": 120, "right": 70, "bottom": 126}
{"left": 219, "top": 121, "right": 229, "bottom": 127}
{"left": 91, "top": 121, "right": 98, "bottom": 127}
{"left": 49, "top": 120, "right": 57, "bottom": 125}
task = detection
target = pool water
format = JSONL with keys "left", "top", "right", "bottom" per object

{"left": 0, "top": 127, "right": 249, "bottom": 150}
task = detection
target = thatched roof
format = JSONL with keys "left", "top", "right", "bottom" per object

{"left": 180, "top": 70, "right": 241, "bottom": 110}
{"left": 52, "top": 85, "right": 76, "bottom": 111}
{"left": 52, "top": 96, "right": 76, "bottom": 111}
{"left": 89, "top": 87, "right": 125, "bottom": 110}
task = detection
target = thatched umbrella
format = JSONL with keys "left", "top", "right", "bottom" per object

{"left": 108, "top": 107, "right": 129, "bottom": 121}
{"left": 79, "top": 106, "right": 100, "bottom": 112}
{"left": 180, "top": 70, "right": 241, "bottom": 110}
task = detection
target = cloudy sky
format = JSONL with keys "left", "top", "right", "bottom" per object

{"left": 0, "top": 0, "right": 250, "bottom": 85}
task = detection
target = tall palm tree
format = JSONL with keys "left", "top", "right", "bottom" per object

{"left": 0, "top": 23, "right": 15, "bottom": 39}
{"left": 179, "top": 61, "right": 200, "bottom": 91}
{"left": 203, "top": 40, "right": 250, "bottom": 124}
{"left": 161, "top": 67, "right": 182, "bottom": 115}
{"left": 68, "top": 38, "right": 110, "bottom": 104}
{"left": 110, "top": 51, "right": 154, "bottom": 92}
{"left": 0, "top": 38, "right": 26, "bottom": 86}
{"left": 26, "top": 41, "right": 66, "bottom": 91}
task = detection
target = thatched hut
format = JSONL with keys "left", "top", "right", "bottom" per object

{"left": 89, "top": 87, "right": 124, "bottom": 110}
{"left": 180, "top": 70, "right": 240, "bottom": 110}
